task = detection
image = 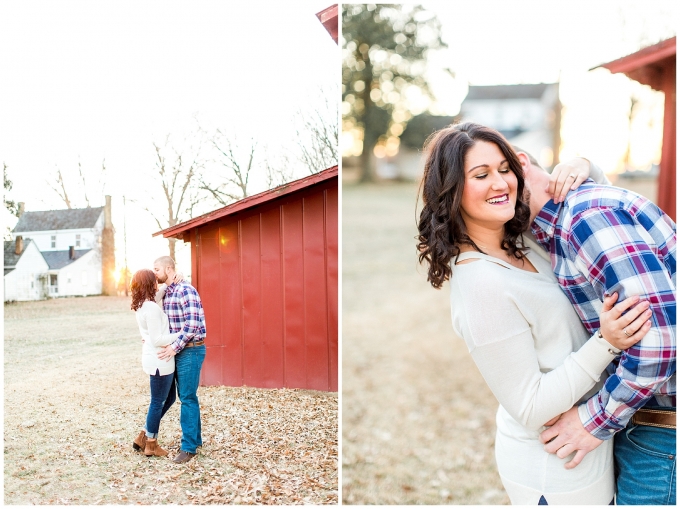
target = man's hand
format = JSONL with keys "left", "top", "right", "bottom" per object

{"left": 547, "top": 157, "right": 590, "bottom": 204}
{"left": 539, "top": 406, "right": 603, "bottom": 469}
{"left": 157, "top": 345, "right": 177, "bottom": 361}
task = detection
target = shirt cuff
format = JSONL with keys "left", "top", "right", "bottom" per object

{"left": 577, "top": 400, "right": 621, "bottom": 441}
{"left": 571, "top": 331, "right": 619, "bottom": 379}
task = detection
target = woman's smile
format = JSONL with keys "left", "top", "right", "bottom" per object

{"left": 460, "top": 140, "right": 518, "bottom": 227}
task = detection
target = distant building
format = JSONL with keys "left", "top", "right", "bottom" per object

{"left": 4, "top": 238, "right": 49, "bottom": 301}
{"left": 363, "top": 83, "right": 561, "bottom": 182}
{"left": 459, "top": 83, "right": 561, "bottom": 169}
{"left": 5, "top": 196, "right": 116, "bottom": 300}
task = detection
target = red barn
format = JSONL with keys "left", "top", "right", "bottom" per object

{"left": 596, "top": 36, "right": 676, "bottom": 221}
{"left": 154, "top": 166, "right": 338, "bottom": 391}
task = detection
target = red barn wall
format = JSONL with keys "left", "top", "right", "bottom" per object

{"left": 191, "top": 178, "right": 338, "bottom": 391}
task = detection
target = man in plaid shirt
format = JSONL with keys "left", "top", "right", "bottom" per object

{"left": 517, "top": 151, "right": 676, "bottom": 505}
{"left": 155, "top": 256, "right": 206, "bottom": 464}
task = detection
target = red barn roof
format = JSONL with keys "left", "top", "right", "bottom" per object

{"left": 154, "top": 165, "right": 338, "bottom": 240}
{"left": 316, "top": 5, "right": 338, "bottom": 44}
{"left": 595, "top": 37, "right": 676, "bottom": 91}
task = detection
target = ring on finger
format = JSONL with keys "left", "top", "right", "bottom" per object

{"left": 623, "top": 327, "right": 631, "bottom": 338}
{"left": 567, "top": 174, "right": 576, "bottom": 179}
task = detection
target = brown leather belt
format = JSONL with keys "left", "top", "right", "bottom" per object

{"left": 631, "top": 409, "right": 676, "bottom": 429}
{"left": 184, "top": 340, "right": 205, "bottom": 348}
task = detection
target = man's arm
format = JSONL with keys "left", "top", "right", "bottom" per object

{"left": 541, "top": 206, "right": 675, "bottom": 467}
{"left": 171, "top": 286, "right": 204, "bottom": 352}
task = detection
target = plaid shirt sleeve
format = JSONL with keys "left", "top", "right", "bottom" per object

{"left": 170, "top": 285, "right": 206, "bottom": 353}
{"left": 568, "top": 207, "right": 676, "bottom": 440}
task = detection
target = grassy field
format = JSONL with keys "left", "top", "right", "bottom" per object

{"left": 342, "top": 182, "right": 509, "bottom": 505}
{"left": 4, "top": 296, "right": 337, "bottom": 505}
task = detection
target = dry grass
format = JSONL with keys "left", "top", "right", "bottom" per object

{"left": 342, "top": 182, "right": 510, "bottom": 505}
{"left": 4, "top": 296, "right": 337, "bottom": 505}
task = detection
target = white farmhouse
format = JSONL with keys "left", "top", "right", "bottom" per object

{"left": 4, "top": 238, "right": 49, "bottom": 301}
{"left": 5, "top": 197, "right": 116, "bottom": 300}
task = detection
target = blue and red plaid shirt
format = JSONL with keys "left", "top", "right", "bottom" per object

{"left": 162, "top": 281, "right": 207, "bottom": 353}
{"left": 531, "top": 181, "right": 676, "bottom": 440}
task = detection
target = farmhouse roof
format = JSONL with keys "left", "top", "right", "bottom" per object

{"left": 465, "top": 83, "right": 552, "bottom": 101}
{"left": 42, "top": 249, "right": 93, "bottom": 270}
{"left": 13, "top": 206, "right": 103, "bottom": 233}
{"left": 4, "top": 239, "right": 37, "bottom": 274}
{"left": 154, "top": 165, "right": 338, "bottom": 239}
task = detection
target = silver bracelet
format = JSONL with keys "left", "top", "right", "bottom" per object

{"left": 597, "top": 329, "right": 622, "bottom": 355}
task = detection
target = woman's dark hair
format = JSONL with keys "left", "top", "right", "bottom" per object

{"left": 417, "top": 122, "right": 531, "bottom": 289}
{"left": 130, "top": 269, "right": 157, "bottom": 311}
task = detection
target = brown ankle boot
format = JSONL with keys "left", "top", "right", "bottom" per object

{"left": 133, "top": 430, "right": 147, "bottom": 452}
{"left": 144, "top": 438, "right": 169, "bottom": 457}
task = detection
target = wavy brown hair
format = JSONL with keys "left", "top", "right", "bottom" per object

{"left": 130, "top": 269, "right": 157, "bottom": 311}
{"left": 417, "top": 122, "right": 531, "bottom": 289}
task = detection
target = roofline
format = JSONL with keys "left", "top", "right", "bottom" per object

{"left": 153, "top": 165, "right": 338, "bottom": 239}
{"left": 591, "top": 37, "right": 676, "bottom": 73}
{"left": 316, "top": 5, "right": 338, "bottom": 44}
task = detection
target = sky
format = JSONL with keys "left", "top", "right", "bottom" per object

{"left": 342, "top": 1, "right": 674, "bottom": 176}
{"left": 419, "top": 0, "right": 675, "bottom": 170}
{"left": 1, "top": 0, "right": 338, "bottom": 277}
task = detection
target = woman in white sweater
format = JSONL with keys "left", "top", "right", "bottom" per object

{"left": 416, "top": 123, "right": 652, "bottom": 505}
{"left": 130, "top": 269, "right": 179, "bottom": 458}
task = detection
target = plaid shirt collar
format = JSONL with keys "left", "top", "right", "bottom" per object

{"left": 530, "top": 198, "right": 563, "bottom": 249}
{"left": 165, "top": 281, "right": 180, "bottom": 295}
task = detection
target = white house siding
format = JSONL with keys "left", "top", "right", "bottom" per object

{"left": 56, "top": 250, "right": 102, "bottom": 297}
{"left": 4, "top": 242, "right": 49, "bottom": 301}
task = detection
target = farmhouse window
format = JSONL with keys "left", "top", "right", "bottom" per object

{"left": 76, "top": 234, "right": 81, "bottom": 247}
{"left": 82, "top": 271, "right": 88, "bottom": 286}
{"left": 51, "top": 235, "right": 56, "bottom": 248}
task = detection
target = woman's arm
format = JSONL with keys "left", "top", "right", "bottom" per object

{"left": 469, "top": 327, "right": 617, "bottom": 430}
{"left": 452, "top": 268, "right": 620, "bottom": 430}
{"left": 145, "top": 303, "right": 180, "bottom": 348}
{"left": 155, "top": 284, "right": 167, "bottom": 306}
{"left": 548, "top": 157, "right": 612, "bottom": 203}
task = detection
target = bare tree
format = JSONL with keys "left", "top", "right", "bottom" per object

{"left": 46, "top": 158, "right": 108, "bottom": 209}
{"left": 264, "top": 148, "right": 294, "bottom": 190}
{"left": 46, "top": 166, "right": 73, "bottom": 209}
{"left": 135, "top": 136, "right": 203, "bottom": 260}
{"left": 295, "top": 88, "right": 338, "bottom": 174}
{"left": 199, "top": 132, "right": 259, "bottom": 207}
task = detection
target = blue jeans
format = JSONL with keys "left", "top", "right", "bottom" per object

{"left": 614, "top": 414, "right": 676, "bottom": 505}
{"left": 175, "top": 345, "right": 205, "bottom": 454}
{"left": 145, "top": 369, "right": 176, "bottom": 437}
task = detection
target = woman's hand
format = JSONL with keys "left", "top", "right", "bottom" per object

{"left": 546, "top": 157, "right": 590, "bottom": 204}
{"left": 599, "top": 292, "right": 652, "bottom": 351}
{"left": 171, "top": 271, "right": 185, "bottom": 284}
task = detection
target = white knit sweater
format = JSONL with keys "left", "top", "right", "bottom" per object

{"left": 449, "top": 248, "right": 618, "bottom": 505}
{"left": 135, "top": 300, "right": 179, "bottom": 376}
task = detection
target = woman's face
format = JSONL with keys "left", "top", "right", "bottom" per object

{"left": 460, "top": 140, "right": 518, "bottom": 229}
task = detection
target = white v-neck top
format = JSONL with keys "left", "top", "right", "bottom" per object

{"left": 449, "top": 248, "right": 617, "bottom": 505}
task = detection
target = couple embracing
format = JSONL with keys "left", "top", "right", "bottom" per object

{"left": 418, "top": 123, "right": 675, "bottom": 505}
{"left": 129, "top": 256, "right": 206, "bottom": 464}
